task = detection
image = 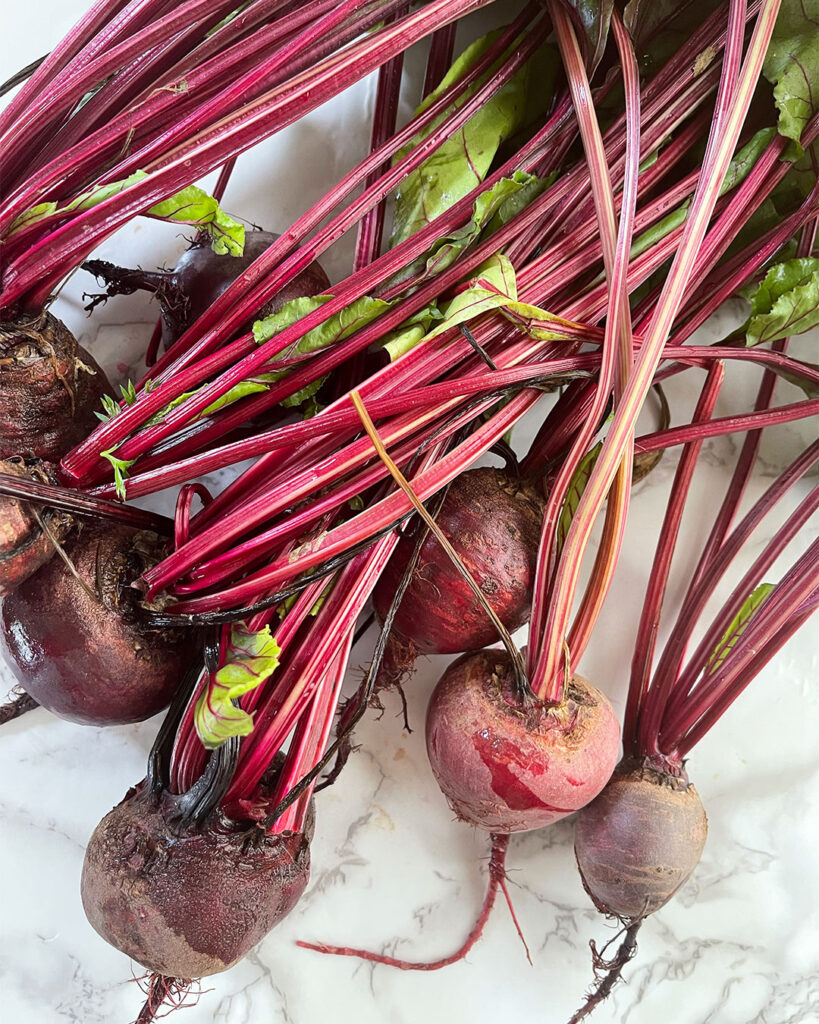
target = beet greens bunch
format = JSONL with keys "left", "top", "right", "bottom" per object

{"left": 0, "top": 0, "right": 818, "bottom": 1020}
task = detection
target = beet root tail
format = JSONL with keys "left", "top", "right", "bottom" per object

{"left": 0, "top": 688, "right": 38, "bottom": 725}
{"left": 297, "top": 834, "right": 530, "bottom": 970}
{"left": 567, "top": 918, "right": 643, "bottom": 1024}
{"left": 134, "top": 973, "right": 198, "bottom": 1023}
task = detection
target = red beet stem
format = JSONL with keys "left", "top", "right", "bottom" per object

{"left": 622, "top": 363, "right": 725, "bottom": 753}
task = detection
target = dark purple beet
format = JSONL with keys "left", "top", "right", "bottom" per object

{"left": 85, "top": 230, "right": 331, "bottom": 350}
{"left": 426, "top": 649, "right": 620, "bottom": 833}
{"left": 81, "top": 777, "right": 314, "bottom": 978}
{"left": 0, "top": 312, "right": 111, "bottom": 461}
{"left": 373, "top": 468, "right": 544, "bottom": 683}
{"left": 1, "top": 521, "right": 196, "bottom": 725}
{"left": 574, "top": 757, "right": 708, "bottom": 920}
{"left": 0, "top": 458, "right": 72, "bottom": 596}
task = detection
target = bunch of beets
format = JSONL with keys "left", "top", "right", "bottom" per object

{"left": 0, "top": 0, "right": 817, "bottom": 1020}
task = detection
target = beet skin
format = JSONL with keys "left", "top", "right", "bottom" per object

{"left": 159, "top": 229, "right": 331, "bottom": 347}
{"left": 426, "top": 649, "right": 620, "bottom": 833}
{"left": 374, "top": 468, "right": 544, "bottom": 662}
{"left": 0, "top": 458, "right": 72, "bottom": 596}
{"left": 81, "top": 779, "right": 314, "bottom": 978}
{"left": 1, "top": 522, "right": 196, "bottom": 725}
{"left": 574, "top": 758, "right": 708, "bottom": 920}
{"left": 0, "top": 312, "right": 111, "bottom": 461}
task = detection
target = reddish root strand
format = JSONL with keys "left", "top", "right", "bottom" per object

{"left": 567, "top": 918, "right": 643, "bottom": 1024}
{"left": 297, "top": 834, "right": 529, "bottom": 970}
{"left": 0, "top": 688, "right": 38, "bottom": 725}
{"left": 133, "top": 973, "right": 200, "bottom": 1023}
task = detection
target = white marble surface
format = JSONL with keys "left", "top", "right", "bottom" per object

{"left": 1, "top": 5, "right": 818, "bottom": 1023}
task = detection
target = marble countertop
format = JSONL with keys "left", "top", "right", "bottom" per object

{"left": 1, "top": 5, "right": 817, "bottom": 1023}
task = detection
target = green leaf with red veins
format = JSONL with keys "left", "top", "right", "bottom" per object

{"left": 426, "top": 253, "right": 519, "bottom": 338}
{"left": 745, "top": 257, "right": 819, "bottom": 346}
{"left": 391, "top": 32, "right": 554, "bottom": 245}
{"left": 762, "top": 0, "right": 819, "bottom": 155}
{"left": 706, "top": 583, "right": 774, "bottom": 675}
{"left": 194, "top": 623, "right": 281, "bottom": 749}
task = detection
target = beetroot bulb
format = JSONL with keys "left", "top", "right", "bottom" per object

{"left": 81, "top": 772, "right": 314, "bottom": 980}
{"left": 1, "top": 520, "right": 196, "bottom": 725}
{"left": 0, "top": 458, "right": 72, "bottom": 596}
{"left": 0, "top": 312, "right": 112, "bottom": 461}
{"left": 426, "top": 648, "right": 620, "bottom": 833}
{"left": 372, "top": 467, "right": 544, "bottom": 686}
{"left": 574, "top": 757, "right": 707, "bottom": 922}
{"left": 84, "top": 229, "right": 332, "bottom": 350}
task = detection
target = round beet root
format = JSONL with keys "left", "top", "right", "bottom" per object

{"left": 160, "top": 230, "right": 331, "bottom": 348}
{"left": 573, "top": 758, "right": 708, "bottom": 920}
{"left": 0, "top": 313, "right": 111, "bottom": 461}
{"left": 426, "top": 649, "right": 620, "bottom": 833}
{"left": 374, "top": 468, "right": 544, "bottom": 664}
{"left": 1, "top": 522, "right": 196, "bottom": 725}
{"left": 81, "top": 778, "right": 314, "bottom": 978}
{"left": 0, "top": 458, "right": 72, "bottom": 596}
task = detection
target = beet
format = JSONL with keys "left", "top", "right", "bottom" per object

{"left": 0, "top": 458, "right": 72, "bottom": 596}
{"left": 81, "top": 777, "right": 314, "bottom": 978}
{"left": 0, "top": 312, "right": 111, "bottom": 461}
{"left": 85, "top": 230, "right": 332, "bottom": 350}
{"left": 426, "top": 648, "right": 620, "bottom": 833}
{"left": 573, "top": 757, "right": 708, "bottom": 921}
{"left": 373, "top": 468, "right": 544, "bottom": 682}
{"left": 1, "top": 521, "right": 196, "bottom": 725}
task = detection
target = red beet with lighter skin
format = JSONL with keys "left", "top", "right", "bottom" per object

{"left": 0, "top": 313, "right": 111, "bottom": 461}
{"left": 374, "top": 468, "right": 544, "bottom": 664}
{"left": 0, "top": 458, "right": 72, "bottom": 596}
{"left": 1, "top": 522, "right": 195, "bottom": 725}
{"left": 81, "top": 777, "right": 314, "bottom": 978}
{"left": 574, "top": 758, "right": 708, "bottom": 920}
{"left": 426, "top": 649, "right": 620, "bottom": 833}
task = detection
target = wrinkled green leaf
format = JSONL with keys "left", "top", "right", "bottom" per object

{"left": 745, "top": 258, "right": 819, "bottom": 346}
{"left": 382, "top": 304, "right": 443, "bottom": 361}
{"left": 148, "top": 183, "right": 245, "bottom": 256}
{"left": 391, "top": 32, "right": 555, "bottom": 245}
{"left": 484, "top": 172, "right": 553, "bottom": 237}
{"left": 420, "top": 172, "right": 540, "bottom": 281}
{"left": 9, "top": 172, "right": 244, "bottom": 255}
{"left": 251, "top": 293, "right": 391, "bottom": 406}
{"left": 253, "top": 293, "right": 392, "bottom": 354}
{"left": 426, "top": 254, "right": 578, "bottom": 343}
{"left": 763, "top": 0, "right": 819, "bottom": 154}
{"left": 194, "top": 623, "right": 281, "bottom": 749}
{"left": 557, "top": 442, "right": 602, "bottom": 551}
{"left": 426, "top": 253, "right": 519, "bottom": 339}
{"left": 706, "top": 584, "right": 774, "bottom": 674}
